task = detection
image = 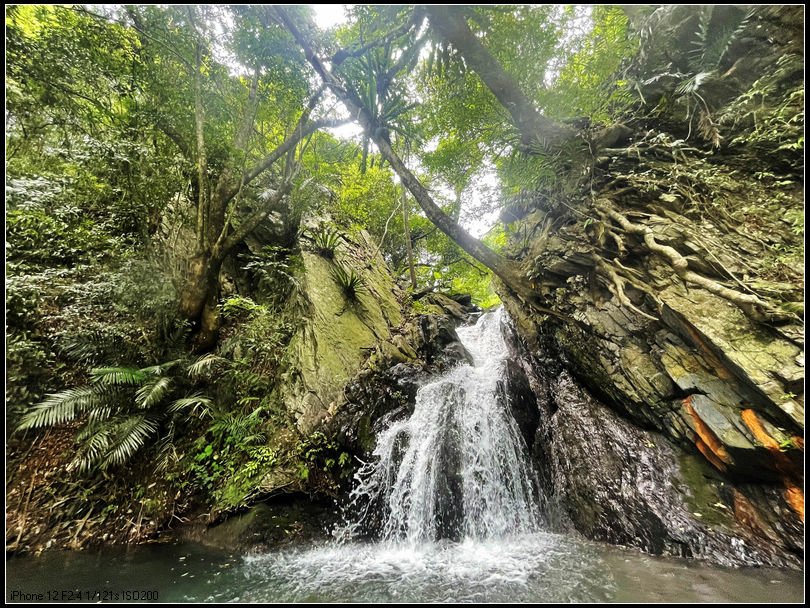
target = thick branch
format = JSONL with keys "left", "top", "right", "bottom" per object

{"left": 222, "top": 117, "right": 346, "bottom": 207}
{"left": 192, "top": 40, "right": 209, "bottom": 252}
{"left": 276, "top": 7, "right": 530, "bottom": 297}
{"left": 210, "top": 68, "right": 261, "bottom": 245}
{"left": 402, "top": 188, "right": 418, "bottom": 289}
{"left": 215, "top": 177, "right": 294, "bottom": 260}
{"left": 425, "top": 6, "right": 574, "bottom": 151}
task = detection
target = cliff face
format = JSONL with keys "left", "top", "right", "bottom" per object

{"left": 500, "top": 307, "right": 802, "bottom": 568}
{"left": 494, "top": 5, "right": 803, "bottom": 567}
{"left": 279, "top": 225, "right": 404, "bottom": 433}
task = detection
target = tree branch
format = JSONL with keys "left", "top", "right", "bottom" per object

{"left": 191, "top": 35, "right": 209, "bottom": 252}
{"left": 216, "top": 177, "right": 295, "bottom": 261}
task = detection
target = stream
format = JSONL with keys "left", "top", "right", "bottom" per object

{"left": 7, "top": 311, "right": 803, "bottom": 603}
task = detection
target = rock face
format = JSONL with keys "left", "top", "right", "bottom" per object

{"left": 500, "top": 298, "right": 803, "bottom": 568}
{"left": 281, "top": 227, "right": 403, "bottom": 433}
{"left": 329, "top": 311, "right": 475, "bottom": 455}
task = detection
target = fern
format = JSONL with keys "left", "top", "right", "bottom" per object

{"left": 91, "top": 366, "right": 148, "bottom": 386}
{"left": 99, "top": 415, "right": 159, "bottom": 470}
{"left": 209, "top": 410, "right": 266, "bottom": 447}
{"left": 135, "top": 376, "right": 172, "bottom": 409}
{"left": 689, "top": 6, "right": 754, "bottom": 71}
{"left": 167, "top": 394, "right": 213, "bottom": 418}
{"left": 187, "top": 354, "right": 229, "bottom": 380}
{"left": 17, "top": 357, "right": 214, "bottom": 474}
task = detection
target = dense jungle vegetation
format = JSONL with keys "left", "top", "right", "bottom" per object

{"left": 6, "top": 5, "right": 803, "bottom": 553}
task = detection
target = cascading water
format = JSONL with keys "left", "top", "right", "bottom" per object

{"left": 343, "top": 308, "right": 541, "bottom": 543}
{"left": 62, "top": 310, "right": 798, "bottom": 602}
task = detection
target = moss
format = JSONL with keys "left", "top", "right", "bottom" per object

{"left": 677, "top": 453, "right": 735, "bottom": 528}
{"left": 281, "top": 237, "right": 404, "bottom": 432}
{"left": 357, "top": 414, "right": 374, "bottom": 454}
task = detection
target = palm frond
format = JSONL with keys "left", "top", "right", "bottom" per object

{"left": 135, "top": 376, "right": 173, "bottom": 409}
{"left": 90, "top": 366, "right": 148, "bottom": 386}
{"left": 689, "top": 6, "right": 755, "bottom": 70}
{"left": 86, "top": 404, "right": 115, "bottom": 423}
{"left": 152, "top": 429, "right": 180, "bottom": 473}
{"left": 70, "top": 424, "right": 115, "bottom": 473}
{"left": 140, "top": 359, "right": 183, "bottom": 377}
{"left": 99, "top": 415, "right": 159, "bottom": 470}
{"left": 167, "top": 394, "right": 213, "bottom": 418}
{"left": 60, "top": 330, "right": 119, "bottom": 365}
{"left": 17, "top": 387, "right": 105, "bottom": 430}
{"left": 187, "top": 354, "right": 229, "bottom": 380}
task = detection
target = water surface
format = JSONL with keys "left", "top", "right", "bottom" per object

{"left": 7, "top": 536, "right": 803, "bottom": 603}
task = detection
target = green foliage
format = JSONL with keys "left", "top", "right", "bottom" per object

{"left": 295, "top": 431, "right": 352, "bottom": 484}
{"left": 688, "top": 6, "right": 753, "bottom": 71}
{"left": 546, "top": 6, "right": 638, "bottom": 123}
{"left": 240, "top": 246, "right": 306, "bottom": 312}
{"left": 6, "top": 2, "right": 803, "bottom": 545}
{"left": 222, "top": 296, "right": 264, "bottom": 318}
{"left": 183, "top": 404, "right": 279, "bottom": 509}
{"left": 17, "top": 359, "right": 211, "bottom": 474}
{"left": 324, "top": 163, "right": 406, "bottom": 265}
{"left": 6, "top": 334, "right": 52, "bottom": 421}
{"left": 331, "top": 264, "right": 367, "bottom": 301}
{"left": 219, "top": 296, "right": 298, "bottom": 402}
{"left": 719, "top": 54, "right": 804, "bottom": 170}
{"left": 6, "top": 207, "right": 119, "bottom": 268}
{"left": 306, "top": 224, "right": 342, "bottom": 259}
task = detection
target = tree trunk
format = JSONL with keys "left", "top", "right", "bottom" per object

{"left": 178, "top": 252, "right": 223, "bottom": 350}
{"left": 402, "top": 188, "right": 417, "bottom": 289}
{"left": 425, "top": 6, "right": 574, "bottom": 151}
{"left": 277, "top": 7, "right": 540, "bottom": 306}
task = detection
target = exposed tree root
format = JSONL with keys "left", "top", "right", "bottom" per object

{"left": 595, "top": 200, "right": 793, "bottom": 323}
{"left": 592, "top": 254, "right": 659, "bottom": 321}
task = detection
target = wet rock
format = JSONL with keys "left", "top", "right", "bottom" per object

{"left": 188, "top": 497, "right": 339, "bottom": 553}
{"left": 443, "top": 342, "right": 474, "bottom": 367}
{"left": 329, "top": 312, "right": 473, "bottom": 454}
{"left": 497, "top": 360, "right": 538, "bottom": 448}
{"left": 424, "top": 292, "right": 481, "bottom": 323}
{"left": 502, "top": 317, "right": 803, "bottom": 569}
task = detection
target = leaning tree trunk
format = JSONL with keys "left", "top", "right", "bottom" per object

{"left": 425, "top": 6, "right": 574, "bottom": 151}
{"left": 499, "top": 5, "right": 804, "bottom": 565}
{"left": 277, "top": 7, "right": 552, "bottom": 311}
{"left": 178, "top": 252, "right": 224, "bottom": 350}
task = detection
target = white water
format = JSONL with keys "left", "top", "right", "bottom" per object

{"left": 343, "top": 308, "right": 541, "bottom": 542}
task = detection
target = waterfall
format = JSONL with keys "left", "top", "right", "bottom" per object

{"left": 344, "top": 308, "right": 540, "bottom": 543}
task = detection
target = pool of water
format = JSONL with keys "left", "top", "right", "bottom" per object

{"left": 6, "top": 533, "right": 803, "bottom": 603}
